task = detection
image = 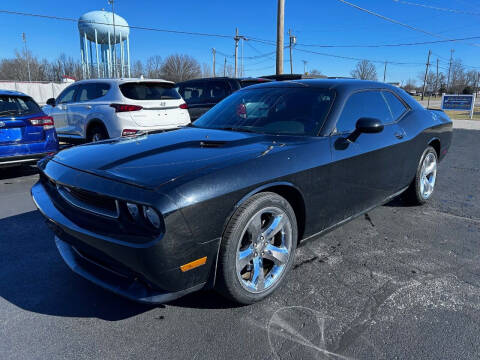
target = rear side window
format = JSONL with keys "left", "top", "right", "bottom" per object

{"left": 382, "top": 91, "right": 407, "bottom": 121}
{"left": 0, "top": 95, "right": 41, "bottom": 117}
{"left": 120, "top": 82, "right": 181, "bottom": 100}
{"left": 77, "top": 83, "right": 110, "bottom": 102}
{"left": 336, "top": 90, "right": 392, "bottom": 133}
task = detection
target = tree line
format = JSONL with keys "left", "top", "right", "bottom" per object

{"left": 350, "top": 59, "right": 479, "bottom": 95}
{"left": 0, "top": 49, "right": 226, "bottom": 83}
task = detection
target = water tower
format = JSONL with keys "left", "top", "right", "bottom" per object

{"left": 78, "top": 10, "right": 131, "bottom": 79}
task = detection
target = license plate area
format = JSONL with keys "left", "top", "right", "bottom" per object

{"left": 0, "top": 128, "right": 22, "bottom": 143}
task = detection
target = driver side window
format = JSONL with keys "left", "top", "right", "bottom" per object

{"left": 56, "top": 86, "right": 77, "bottom": 105}
{"left": 336, "top": 90, "right": 392, "bottom": 134}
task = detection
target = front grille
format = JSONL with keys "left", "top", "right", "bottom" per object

{"left": 56, "top": 184, "right": 119, "bottom": 219}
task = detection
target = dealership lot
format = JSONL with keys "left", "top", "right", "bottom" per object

{"left": 1, "top": 127, "right": 479, "bottom": 359}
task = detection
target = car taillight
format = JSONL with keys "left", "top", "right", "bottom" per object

{"left": 179, "top": 103, "right": 188, "bottom": 109}
{"left": 30, "top": 116, "right": 54, "bottom": 130}
{"left": 110, "top": 103, "right": 143, "bottom": 112}
{"left": 122, "top": 129, "right": 139, "bottom": 137}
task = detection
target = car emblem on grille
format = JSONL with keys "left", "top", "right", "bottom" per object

{"left": 0, "top": 121, "right": 5, "bottom": 127}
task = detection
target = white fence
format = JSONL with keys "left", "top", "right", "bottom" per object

{"left": 0, "top": 81, "right": 71, "bottom": 105}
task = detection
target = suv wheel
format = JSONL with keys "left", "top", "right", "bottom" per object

{"left": 88, "top": 125, "right": 108, "bottom": 143}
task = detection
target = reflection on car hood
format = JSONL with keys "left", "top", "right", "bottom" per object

{"left": 52, "top": 127, "right": 287, "bottom": 189}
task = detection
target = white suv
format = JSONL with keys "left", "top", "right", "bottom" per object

{"left": 44, "top": 79, "right": 191, "bottom": 142}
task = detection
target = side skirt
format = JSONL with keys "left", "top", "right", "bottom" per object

{"left": 299, "top": 186, "right": 409, "bottom": 246}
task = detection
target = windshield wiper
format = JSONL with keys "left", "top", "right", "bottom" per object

{"left": 0, "top": 110, "right": 17, "bottom": 116}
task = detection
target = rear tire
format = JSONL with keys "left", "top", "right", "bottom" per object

{"left": 404, "top": 146, "right": 438, "bottom": 205}
{"left": 88, "top": 124, "right": 108, "bottom": 143}
{"left": 216, "top": 192, "right": 298, "bottom": 304}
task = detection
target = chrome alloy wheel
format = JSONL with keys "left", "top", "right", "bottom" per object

{"left": 235, "top": 207, "right": 293, "bottom": 293}
{"left": 92, "top": 133, "right": 103, "bottom": 142}
{"left": 420, "top": 152, "right": 437, "bottom": 199}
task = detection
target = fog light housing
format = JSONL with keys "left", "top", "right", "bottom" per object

{"left": 126, "top": 202, "right": 139, "bottom": 219}
{"left": 143, "top": 206, "right": 161, "bottom": 229}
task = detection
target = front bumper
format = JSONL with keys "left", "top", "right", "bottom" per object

{"left": 54, "top": 236, "right": 205, "bottom": 303}
{"left": 31, "top": 168, "right": 220, "bottom": 304}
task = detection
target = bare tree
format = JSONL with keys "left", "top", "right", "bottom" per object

{"left": 201, "top": 63, "right": 212, "bottom": 78}
{"left": 160, "top": 54, "right": 201, "bottom": 82}
{"left": 350, "top": 60, "right": 377, "bottom": 80}
{"left": 145, "top": 55, "right": 163, "bottom": 78}
{"left": 131, "top": 60, "right": 144, "bottom": 78}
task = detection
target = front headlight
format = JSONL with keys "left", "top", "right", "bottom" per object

{"left": 143, "top": 206, "right": 161, "bottom": 229}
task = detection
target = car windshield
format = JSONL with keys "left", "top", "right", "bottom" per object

{"left": 119, "top": 82, "right": 181, "bottom": 100}
{"left": 192, "top": 87, "right": 335, "bottom": 136}
{"left": 0, "top": 95, "right": 41, "bottom": 117}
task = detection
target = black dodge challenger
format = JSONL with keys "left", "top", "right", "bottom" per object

{"left": 31, "top": 79, "right": 452, "bottom": 304}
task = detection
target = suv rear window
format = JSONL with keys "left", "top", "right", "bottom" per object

{"left": 0, "top": 95, "right": 41, "bottom": 117}
{"left": 120, "top": 82, "right": 181, "bottom": 100}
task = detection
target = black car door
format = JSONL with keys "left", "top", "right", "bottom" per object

{"left": 328, "top": 89, "right": 409, "bottom": 221}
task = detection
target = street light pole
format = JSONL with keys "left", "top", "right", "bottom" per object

{"left": 22, "top": 33, "right": 31, "bottom": 82}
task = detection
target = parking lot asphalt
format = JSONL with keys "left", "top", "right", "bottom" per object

{"left": 1, "top": 128, "right": 479, "bottom": 360}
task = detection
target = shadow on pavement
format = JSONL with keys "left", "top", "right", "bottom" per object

{"left": 0, "top": 165, "right": 38, "bottom": 181}
{"left": 0, "top": 210, "right": 155, "bottom": 321}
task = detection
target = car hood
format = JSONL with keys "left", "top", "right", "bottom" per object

{"left": 52, "top": 127, "right": 290, "bottom": 189}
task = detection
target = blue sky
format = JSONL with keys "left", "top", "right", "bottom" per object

{"left": 0, "top": 0, "right": 479, "bottom": 83}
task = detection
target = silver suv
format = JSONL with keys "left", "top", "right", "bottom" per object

{"left": 44, "top": 79, "right": 191, "bottom": 142}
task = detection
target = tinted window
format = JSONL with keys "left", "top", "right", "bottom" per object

{"left": 179, "top": 81, "right": 229, "bottom": 105}
{"left": 193, "top": 87, "right": 335, "bottom": 136}
{"left": 77, "top": 83, "right": 110, "bottom": 102}
{"left": 336, "top": 91, "right": 391, "bottom": 133}
{"left": 56, "top": 86, "right": 76, "bottom": 104}
{"left": 120, "top": 82, "right": 181, "bottom": 100}
{"left": 0, "top": 95, "right": 41, "bottom": 117}
{"left": 382, "top": 91, "right": 407, "bottom": 121}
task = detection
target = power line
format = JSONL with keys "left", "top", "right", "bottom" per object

{"left": 295, "top": 35, "right": 480, "bottom": 49}
{"left": 334, "top": 0, "right": 480, "bottom": 47}
{"left": 392, "top": 0, "right": 480, "bottom": 16}
{"left": 293, "top": 47, "right": 424, "bottom": 66}
{"left": 0, "top": 9, "right": 233, "bottom": 39}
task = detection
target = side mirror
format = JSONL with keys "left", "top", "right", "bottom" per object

{"left": 46, "top": 98, "right": 56, "bottom": 107}
{"left": 346, "top": 118, "right": 384, "bottom": 142}
{"left": 356, "top": 118, "right": 384, "bottom": 134}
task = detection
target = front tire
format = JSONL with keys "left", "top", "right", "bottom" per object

{"left": 404, "top": 146, "right": 438, "bottom": 205}
{"left": 216, "top": 192, "right": 298, "bottom": 304}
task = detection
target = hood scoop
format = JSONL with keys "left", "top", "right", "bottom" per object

{"left": 199, "top": 140, "right": 227, "bottom": 148}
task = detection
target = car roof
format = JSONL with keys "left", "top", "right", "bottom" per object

{"left": 71, "top": 78, "right": 175, "bottom": 85}
{"left": 243, "top": 78, "right": 402, "bottom": 92}
{"left": 0, "top": 89, "right": 29, "bottom": 97}
{"left": 177, "top": 77, "right": 270, "bottom": 85}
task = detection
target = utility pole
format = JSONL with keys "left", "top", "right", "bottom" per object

{"left": 302, "top": 60, "right": 307, "bottom": 74}
{"left": 224, "top": 57, "right": 227, "bottom": 77}
{"left": 288, "top": 29, "right": 296, "bottom": 74}
{"left": 22, "top": 33, "right": 31, "bottom": 82}
{"left": 212, "top": 48, "right": 216, "bottom": 77}
{"left": 447, "top": 49, "right": 454, "bottom": 93}
{"left": 234, "top": 28, "right": 240, "bottom": 78}
{"left": 383, "top": 61, "right": 387, "bottom": 82}
{"left": 435, "top": 58, "right": 439, "bottom": 98}
{"left": 276, "top": 0, "right": 285, "bottom": 75}
{"left": 421, "top": 50, "right": 431, "bottom": 101}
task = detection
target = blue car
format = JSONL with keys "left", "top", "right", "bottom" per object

{"left": 0, "top": 90, "right": 59, "bottom": 168}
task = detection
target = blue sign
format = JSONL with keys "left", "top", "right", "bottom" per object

{"left": 442, "top": 95, "right": 474, "bottom": 111}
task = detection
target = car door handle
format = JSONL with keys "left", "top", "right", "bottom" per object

{"left": 84, "top": 105, "right": 92, "bottom": 109}
{"left": 394, "top": 131, "right": 405, "bottom": 139}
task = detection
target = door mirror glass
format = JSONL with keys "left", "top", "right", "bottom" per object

{"left": 46, "top": 98, "right": 56, "bottom": 107}
{"left": 356, "top": 118, "right": 384, "bottom": 134}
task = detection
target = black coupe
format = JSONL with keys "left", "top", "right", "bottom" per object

{"left": 31, "top": 79, "right": 452, "bottom": 304}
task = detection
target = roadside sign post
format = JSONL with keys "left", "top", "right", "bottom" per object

{"left": 441, "top": 94, "right": 475, "bottom": 119}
